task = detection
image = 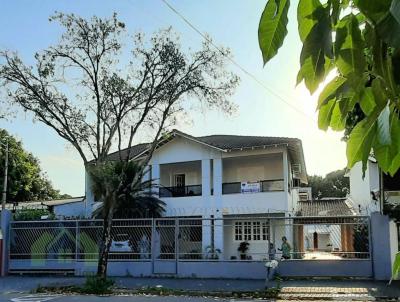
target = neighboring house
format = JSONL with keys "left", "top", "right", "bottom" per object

{"left": 347, "top": 158, "right": 400, "bottom": 215}
{"left": 85, "top": 129, "right": 309, "bottom": 260}
{"left": 4, "top": 197, "right": 86, "bottom": 219}
{"left": 347, "top": 158, "right": 400, "bottom": 279}
{"left": 295, "top": 199, "right": 358, "bottom": 260}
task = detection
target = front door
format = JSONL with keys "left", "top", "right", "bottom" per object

{"left": 313, "top": 232, "right": 318, "bottom": 250}
{"left": 174, "top": 174, "right": 185, "bottom": 196}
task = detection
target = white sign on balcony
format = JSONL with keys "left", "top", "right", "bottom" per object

{"left": 241, "top": 181, "right": 260, "bottom": 194}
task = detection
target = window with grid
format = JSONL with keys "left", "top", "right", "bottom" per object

{"left": 234, "top": 220, "right": 270, "bottom": 241}
{"left": 243, "top": 221, "right": 252, "bottom": 241}
{"left": 253, "top": 221, "right": 261, "bottom": 240}
{"left": 262, "top": 221, "right": 270, "bottom": 240}
{"left": 234, "top": 222, "right": 243, "bottom": 241}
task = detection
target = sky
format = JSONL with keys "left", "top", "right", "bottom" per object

{"left": 0, "top": 0, "right": 347, "bottom": 197}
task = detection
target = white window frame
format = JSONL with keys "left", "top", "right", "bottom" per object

{"left": 234, "top": 220, "right": 270, "bottom": 242}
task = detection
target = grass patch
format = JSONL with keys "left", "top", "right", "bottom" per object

{"left": 36, "top": 276, "right": 114, "bottom": 295}
{"left": 36, "top": 283, "right": 280, "bottom": 299}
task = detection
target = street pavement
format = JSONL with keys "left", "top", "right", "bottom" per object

{"left": 0, "top": 293, "right": 264, "bottom": 302}
{"left": 1, "top": 276, "right": 400, "bottom": 301}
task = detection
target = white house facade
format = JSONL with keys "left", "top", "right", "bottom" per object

{"left": 85, "top": 130, "right": 309, "bottom": 261}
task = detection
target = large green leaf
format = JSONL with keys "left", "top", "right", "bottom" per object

{"left": 318, "top": 98, "right": 336, "bottom": 130}
{"left": 376, "top": 103, "right": 391, "bottom": 146}
{"left": 298, "top": 0, "right": 320, "bottom": 42}
{"left": 317, "top": 76, "right": 347, "bottom": 108}
{"left": 374, "top": 107, "right": 400, "bottom": 175}
{"left": 330, "top": 98, "right": 350, "bottom": 131}
{"left": 346, "top": 113, "right": 378, "bottom": 172}
{"left": 297, "top": 0, "right": 333, "bottom": 93}
{"left": 353, "top": 0, "right": 391, "bottom": 23}
{"left": 335, "top": 14, "right": 366, "bottom": 84}
{"left": 258, "top": 0, "right": 290, "bottom": 65}
{"left": 297, "top": 54, "right": 332, "bottom": 93}
{"left": 359, "top": 87, "right": 376, "bottom": 115}
{"left": 376, "top": 0, "right": 400, "bottom": 49}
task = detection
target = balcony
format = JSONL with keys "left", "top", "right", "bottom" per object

{"left": 159, "top": 185, "right": 202, "bottom": 198}
{"left": 222, "top": 179, "right": 284, "bottom": 195}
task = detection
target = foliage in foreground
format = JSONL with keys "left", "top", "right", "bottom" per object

{"left": 259, "top": 0, "right": 400, "bottom": 177}
{"left": 0, "top": 129, "right": 69, "bottom": 202}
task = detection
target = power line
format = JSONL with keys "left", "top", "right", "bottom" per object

{"left": 160, "top": 0, "right": 316, "bottom": 123}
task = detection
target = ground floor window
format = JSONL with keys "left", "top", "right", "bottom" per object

{"left": 234, "top": 220, "right": 269, "bottom": 241}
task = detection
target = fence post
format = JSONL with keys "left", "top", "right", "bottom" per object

{"left": 75, "top": 221, "right": 79, "bottom": 262}
{"left": 370, "top": 212, "right": 392, "bottom": 280}
{"left": 1, "top": 209, "right": 12, "bottom": 276}
{"left": 151, "top": 218, "right": 155, "bottom": 274}
{"left": 175, "top": 218, "right": 179, "bottom": 274}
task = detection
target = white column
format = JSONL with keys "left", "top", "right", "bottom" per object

{"left": 142, "top": 165, "right": 151, "bottom": 194}
{"left": 201, "top": 159, "right": 211, "bottom": 197}
{"left": 212, "top": 158, "right": 224, "bottom": 259}
{"left": 202, "top": 215, "right": 212, "bottom": 258}
{"left": 151, "top": 163, "right": 160, "bottom": 197}
{"left": 283, "top": 149, "right": 289, "bottom": 195}
{"left": 213, "top": 158, "right": 223, "bottom": 197}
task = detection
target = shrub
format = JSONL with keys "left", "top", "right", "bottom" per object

{"left": 81, "top": 276, "right": 114, "bottom": 294}
{"left": 13, "top": 208, "right": 55, "bottom": 221}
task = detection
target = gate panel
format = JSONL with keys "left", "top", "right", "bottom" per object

{"left": 153, "top": 219, "right": 177, "bottom": 274}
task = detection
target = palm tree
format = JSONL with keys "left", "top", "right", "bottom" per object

{"left": 88, "top": 160, "right": 165, "bottom": 277}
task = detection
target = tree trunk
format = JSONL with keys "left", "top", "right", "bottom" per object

{"left": 97, "top": 204, "right": 114, "bottom": 278}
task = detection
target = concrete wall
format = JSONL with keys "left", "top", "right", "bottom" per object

{"left": 222, "top": 153, "right": 283, "bottom": 183}
{"left": 278, "top": 259, "right": 372, "bottom": 277}
{"left": 390, "top": 220, "right": 399, "bottom": 280}
{"left": 371, "top": 212, "right": 393, "bottom": 280}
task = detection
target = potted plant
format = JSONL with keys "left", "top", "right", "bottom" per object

{"left": 237, "top": 241, "right": 249, "bottom": 260}
{"left": 205, "top": 245, "right": 221, "bottom": 260}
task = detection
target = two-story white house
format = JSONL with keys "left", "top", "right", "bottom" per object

{"left": 85, "top": 130, "right": 309, "bottom": 261}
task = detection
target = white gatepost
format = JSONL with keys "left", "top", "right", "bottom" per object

{"left": 201, "top": 159, "right": 211, "bottom": 198}
{"left": 213, "top": 158, "right": 224, "bottom": 260}
{"left": 201, "top": 159, "right": 213, "bottom": 257}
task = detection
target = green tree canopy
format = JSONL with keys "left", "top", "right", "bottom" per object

{"left": 0, "top": 129, "right": 69, "bottom": 202}
{"left": 259, "top": 0, "right": 400, "bottom": 177}
{"left": 308, "top": 168, "right": 349, "bottom": 199}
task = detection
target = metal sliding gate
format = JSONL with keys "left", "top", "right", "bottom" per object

{"left": 7, "top": 216, "right": 372, "bottom": 278}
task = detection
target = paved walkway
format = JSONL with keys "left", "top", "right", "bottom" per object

{"left": 275, "top": 279, "right": 400, "bottom": 300}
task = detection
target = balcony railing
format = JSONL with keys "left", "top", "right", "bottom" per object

{"left": 222, "top": 179, "right": 284, "bottom": 194}
{"left": 159, "top": 185, "right": 202, "bottom": 198}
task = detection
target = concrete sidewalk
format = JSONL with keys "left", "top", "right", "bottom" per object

{"left": 0, "top": 276, "right": 266, "bottom": 294}
{"left": 1, "top": 276, "right": 400, "bottom": 299}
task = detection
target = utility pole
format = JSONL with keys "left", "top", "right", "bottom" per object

{"left": 1, "top": 139, "right": 8, "bottom": 210}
